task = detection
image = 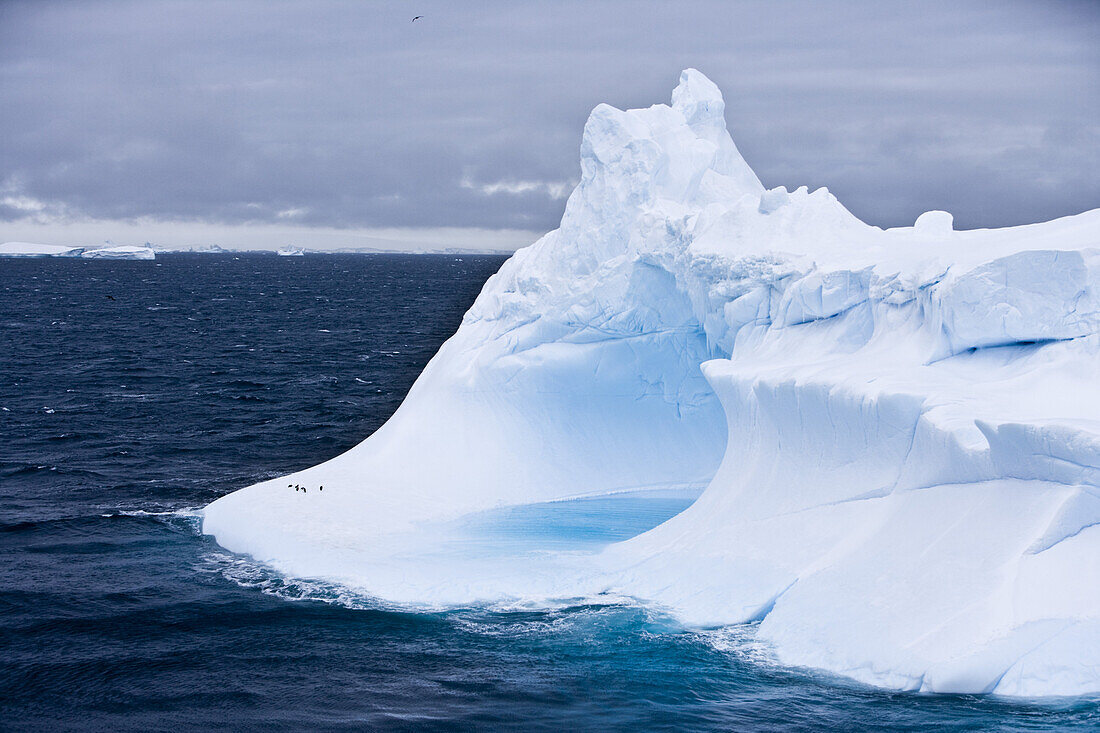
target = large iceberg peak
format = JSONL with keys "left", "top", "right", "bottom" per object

{"left": 671, "top": 68, "right": 726, "bottom": 129}
{"left": 672, "top": 68, "right": 763, "bottom": 194}
{"left": 576, "top": 69, "right": 760, "bottom": 204}
{"left": 563, "top": 69, "right": 763, "bottom": 274}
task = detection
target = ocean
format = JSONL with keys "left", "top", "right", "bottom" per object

{"left": 1, "top": 253, "right": 1096, "bottom": 731}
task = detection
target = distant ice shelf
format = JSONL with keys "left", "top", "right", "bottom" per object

{"left": 203, "top": 69, "right": 1100, "bottom": 698}
{"left": 1, "top": 241, "right": 156, "bottom": 260}
{"left": 0, "top": 241, "right": 85, "bottom": 257}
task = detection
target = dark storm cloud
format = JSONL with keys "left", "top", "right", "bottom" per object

{"left": 1, "top": 0, "right": 1097, "bottom": 232}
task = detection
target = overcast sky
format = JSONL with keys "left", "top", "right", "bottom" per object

{"left": 1, "top": 0, "right": 1097, "bottom": 250}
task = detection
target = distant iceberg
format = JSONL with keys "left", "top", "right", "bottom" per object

{"left": 0, "top": 241, "right": 84, "bottom": 257}
{"left": 203, "top": 70, "right": 1100, "bottom": 697}
{"left": 0, "top": 241, "right": 156, "bottom": 259}
{"left": 277, "top": 246, "right": 305, "bottom": 256}
{"left": 80, "top": 244, "right": 156, "bottom": 260}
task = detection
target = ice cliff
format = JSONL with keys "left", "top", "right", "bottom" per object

{"left": 204, "top": 70, "right": 1100, "bottom": 698}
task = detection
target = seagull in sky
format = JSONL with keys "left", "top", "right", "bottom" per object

{"left": 412, "top": 15, "right": 423, "bottom": 22}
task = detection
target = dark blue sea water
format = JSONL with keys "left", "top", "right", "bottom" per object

{"left": 2, "top": 253, "right": 1097, "bottom": 731}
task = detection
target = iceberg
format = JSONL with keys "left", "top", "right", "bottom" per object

{"left": 0, "top": 241, "right": 84, "bottom": 257}
{"left": 0, "top": 241, "right": 156, "bottom": 259}
{"left": 80, "top": 243, "right": 156, "bottom": 260}
{"left": 204, "top": 70, "right": 1100, "bottom": 697}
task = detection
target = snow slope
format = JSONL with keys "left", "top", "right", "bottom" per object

{"left": 204, "top": 70, "right": 1100, "bottom": 697}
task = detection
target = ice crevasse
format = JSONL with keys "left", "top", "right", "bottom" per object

{"left": 204, "top": 70, "right": 1100, "bottom": 697}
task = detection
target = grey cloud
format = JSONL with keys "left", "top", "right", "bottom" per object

{"left": 0, "top": 0, "right": 1097, "bottom": 233}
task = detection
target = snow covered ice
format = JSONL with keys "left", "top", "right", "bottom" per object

{"left": 204, "top": 70, "right": 1100, "bottom": 697}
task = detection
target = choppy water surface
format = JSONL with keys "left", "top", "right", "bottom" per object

{"left": 2, "top": 253, "right": 1096, "bottom": 731}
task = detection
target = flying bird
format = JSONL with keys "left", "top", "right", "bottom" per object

{"left": 412, "top": 15, "right": 423, "bottom": 22}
